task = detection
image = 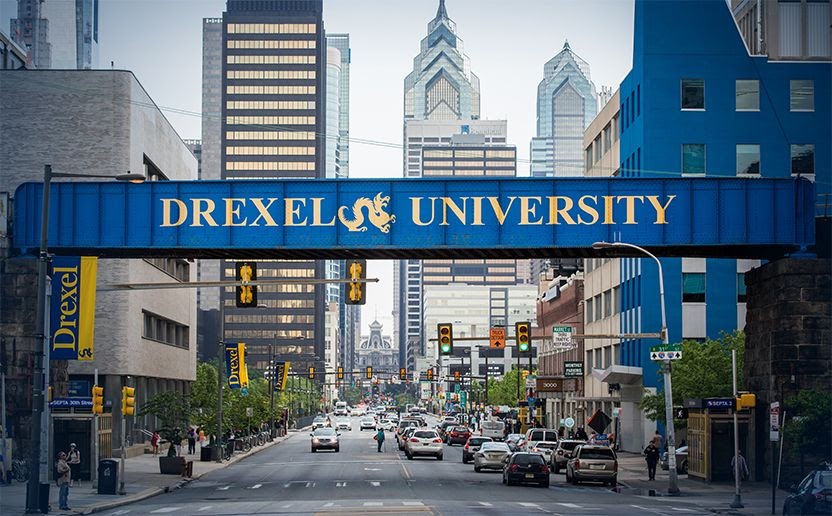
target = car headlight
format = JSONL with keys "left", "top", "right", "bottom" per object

{"left": 312, "top": 438, "right": 320, "bottom": 443}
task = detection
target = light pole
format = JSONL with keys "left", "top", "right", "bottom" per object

{"left": 27, "top": 166, "right": 143, "bottom": 513}
{"left": 269, "top": 334, "right": 276, "bottom": 439}
{"left": 592, "top": 241, "right": 679, "bottom": 495}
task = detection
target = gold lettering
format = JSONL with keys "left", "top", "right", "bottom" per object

{"left": 616, "top": 195, "right": 645, "bottom": 224}
{"left": 441, "top": 197, "right": 468, "bottom": 226}
{"left": 488, "top": 197, "right": 517, "bottom": 225}
{"left": 60, "top": 300, "right": 77, "bottom": 316}
{"left": 577, "top": 195, "right": 599, "bottom": 225}
{"left": 223, "top": 198, "right": 248, "bottom": 226}
{"left": 311, "top": 198, "right": 336, "bottom": 226}
{"left": 161, "top": 199, "right": 188, "bottom": 227}
{"left": 646, "top": 195, "right": 676, "bottom": 224}
{"left": 251, "top": 198, "right": 279, "bottom": 226}
{"left": 470, "top": 197, "right": 485, "bottom": 225}
{"left": 52, "top": 266, "right": 78, "bottom": 274}
{"left": 52, "top": 327, "right": 77, "bottom": 350}
{"left": 603, "top": 196, "right": 615, "bottom": 224}
{"left": 284, "top": 198, "right": 307, "bottom": 226}
{"left": 547, "top": 196, "right": 576, "bottom": 225}
{"left": 411, "top": 197, "right": 437, "bottom": 226}
{"left": 191, "top": 199, "right": 219, "bottom": 227}
{"left": 519, "top": 197, "right": 543, "bottom": 225}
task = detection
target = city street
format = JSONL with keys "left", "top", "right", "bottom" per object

{"left": 94, "top": 417, "right": 715, "bottom": 516}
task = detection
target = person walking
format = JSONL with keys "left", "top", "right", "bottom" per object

{"left": 644, "top": 442, "right": 660, "bottom": 481}
{"left": 67, "top": 443, "right": 81, "bottom": 486}
{"left": 187, "top": 428, "right": 196, "bottom": 455}
{"left": 650, "top": 430, "right": 663, "bottom": 451}
{"left": 731, "top": 451, "right": 749, "bottom": 482}
{"left": 374, "top": 427, "right": 385, "bottom": 453}
{"left": 55, "top": 451, "right": 71, "bottom": 511}
{"left": 151, "top": 431, "right": 160, "bottom": 456}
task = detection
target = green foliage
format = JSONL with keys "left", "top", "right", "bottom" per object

{"left": 190, "top": 362, "right": 218, "bottom": 430}
{"left": 396, "top": 391, "right": 417, "bottom": 408}
{"left": 139, "top": 391, "right": 191, "bottom": 456}
{"left": 783, "top": 388, "right": 832, "bottom": 460}
{"left": 640, "top": 331, "right": 744, "bottom": 423}
{"left": 342, "top": 385, "right": 364, "bottom": 406}
{"left": 482, "top": 367, "right": 528, "bottom": 407}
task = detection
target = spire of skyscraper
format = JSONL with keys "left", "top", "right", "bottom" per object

{"left": 436, "top": 0, "right": 448, "bottom": 20}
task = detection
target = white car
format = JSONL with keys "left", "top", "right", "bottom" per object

{"left": 335, "top": 418, "right": 352, "bottom": 431}
{"left": 359, "top": 417, "right": 376, "bottom": 431}
{"left": 528, "top": 440, "right": 558, "bottom": 465}
{"left": 404, "top": 429, "right": 444, "bottom": 460}
{"left": 352, "top": 408, "right": 365, "bottom": 417}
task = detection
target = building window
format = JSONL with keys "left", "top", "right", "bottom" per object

{"left": 735, "top": 80, "right": 759, "bottom": 111}
{"left": 682, "top": 144, "right": 706, "bottom": 174}
{"left": 682, "top": 273, "right": 706, "bottom": 303}
{"left": 791, "top": 144, "right": 815, "bottom": 175}
{"left": 736, "top": 144, "right": 761, "bottom": 175}
{"left": 737, "top": 273, "right": 747, "bottom": 303}
{"left": 595, "top": 294, "right": 602, "bottom": 321}
{"left": 142, "top": 311, "right": 189, "bottom": 349}
{"left": 790, "top": 80, "right": 814, "bottom": 111}
{"left": 586, "top": 297, "right": 594, "bottom": 324}
{"left": 681, "top": 79, "right": 705, "bottom": 109}
{"left": 603, "top": 290, "right": 612, "bottom": 318}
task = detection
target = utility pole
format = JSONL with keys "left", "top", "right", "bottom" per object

{"left": 92, "top": 368, "right": 99, "bottom": 488}
{"left": 268, "top": 336, "right": 275, "bottom": 439}
{"left": 730, "top": 349, "right": 744, "bottom": 508}
{"left": 216, "top": 331, "right": 224, "bottom": 463}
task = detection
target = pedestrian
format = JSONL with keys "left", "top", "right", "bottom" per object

{"left": 151, "top": 431, "right": 160, "bottom": 456}
{"left": 558, "top": 426, "right": 565, "bottom": 438}
{"left": 67, "top": 443, "right": 81, "bottom": 486}
{"left": 650, "top": 429, "right": 662, "bottom": 451}
{"left": 187, "top": 428, "right": 196, "bottom": 455}
{"left": 55, "top": 451, "right": 71, "bottom": 511}
{"left": 575, "top": 427, "right": 588, "bottom": 440}
{"left": 374, "top": 427, "right": 385, "bottom": 453}
{"left": 198, "top": 427, "right": 206, "bottom": 448}
{"left": 731, "top": 451, "right": 749, "bottom": 481}
{"left": 644, "top": 442, "right": 660, "bottom": 481}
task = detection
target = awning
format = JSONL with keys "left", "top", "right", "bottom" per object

{"left": 593, "top": 365, "right": 643, "bottom": 385}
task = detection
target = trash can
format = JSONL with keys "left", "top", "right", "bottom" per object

{"left": 200, "top": 446, "right": 213, "bottom": 462}
{"left": 26, "top": 482, "right": 50, "bottom": 513}
{"left": 97, "top": 459, "right": 119, "bottom": 495}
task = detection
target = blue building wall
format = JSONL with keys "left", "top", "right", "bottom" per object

{"left": 618, "top": 0, "right": 831, "bottom": 390}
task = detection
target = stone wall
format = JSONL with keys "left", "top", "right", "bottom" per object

{"left": 745, "top": 258, "right": 831, "bottom": 484}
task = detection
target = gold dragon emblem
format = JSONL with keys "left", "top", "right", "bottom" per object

{"left": 338, "top": 192, "right": 397, "bottom": 233}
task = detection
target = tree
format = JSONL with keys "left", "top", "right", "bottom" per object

{"left": 190, "top": 362, "right": 218, "bottom": 431}
{"left": 783, "top": 388, "right": 832, "bottom": 465}
{"left": 139, "top": 391, "right": 191, "bottom": 456}
{"left": 640, "top": 331, "right": 744, "bottom": 423}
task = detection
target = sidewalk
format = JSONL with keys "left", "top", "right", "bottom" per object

{"left": 0, "top": 433, "right": 294, "bottom": 515}
{"left": 616, "top": 452, "right": 788, "bottom": 514}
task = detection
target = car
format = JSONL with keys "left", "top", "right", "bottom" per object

{"left": 419, "top": 407, "right": 427, "bottom": 414}
{"left": 352, "top": 407, "right": 365, "bottom": 417}
{"left": 397, "top": 419, "right": 419, "bottom": 436}
{"left": 566, "top": 444, "right": 618, "bottom": 486}
{"left": 405, "top": 429, "right": 444, "bottom": 460}
{"left": 335, "top": 418, "right": 352, "bottom": 431}
{"left": 660, "top": 445, "right": 689, "bottom": 474}
{"left": 442, "top": 416, "right": 458, "bottom": 425}
{"left": 528, "top": 440, "right": 558, "bottom": 465}
{"left": 359, "top": 417, "right": 376, "bottom": 431}
{"left": 437, "top": 421, "right": 457, "bottom": 439}
{"left": 782, "top": 465, "right": 832, "bottom": 515}
{"left": 311, "top": 416, "right": 329, "bottom": 430}
{"left": 462, "top": 436, "right": 494, "bottom": 463}
{"left": 502, "top": 452, "right": 550, "bottom": 488}
{"left": 398, "top": 426, "right": 417, "bottom": 450}
{"left": 551, "top": 439, "right": 585, "bottom": 473}
{"left": 447, "top": 426, "right": 472, "bottom": 446}
{"left": 505, "top": 433, "right": 526, "bottom": 452}
{"left": 522, "top": 429, "right": 559, "bottom": 451}
{"left": 310, "top": 427, "right": 340, "bottom": 452}
{"left": 474, "top": 441, "right": 512, "bottom": 472}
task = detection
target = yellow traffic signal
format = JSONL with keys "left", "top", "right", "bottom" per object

{"left": 121, "top": 386, "right": 135, "bottom": 416}
{"left": 522, "top": 370, "right": 529, "bottom": 381}
{"left": 235, "top": 262, "right": 257, "bottom": 308}
{"left": 366, "top": 366, "right": 373, "bottom": 380}
{"left": 438, "top": 323, "right": 453, "bottom": 355}
{"left": 427, "top": 368, "right": 434, "bottom": 381}
{"left": 515, "top": 321, "right": 531, "bottom": 353}
{"left": 337, "top": 366, "right": 344, "bottom": 380}
{"left": 399, "top": 367, "right": 407, "bottom": 381}
{"left": 308, "top": 366, "right": 315, "bottom": 380}
{"left": 92, "top": 385, "right": 104, "bottom": 415}
{"left": 346, "top": 259, "right": 367, "bottom": 305}
{"left": 736, "top": 393, "right": 756, "bottom": 410}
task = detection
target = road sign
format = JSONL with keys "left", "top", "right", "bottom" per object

{"left": 489, "top": 327, "right": 506, "bottom": 349}
{"left": 705, "top": 398, "right": 736, "bottom": 410}
{"left": 650, "top": 346, "right": 683, "bottom": 361}
{"left": 525, "top": 374, "right": 537, "bottom": 389}
{"left": 246, "top": 407, "right": 253, "bottom": 417}
{"left": 552, "top": 325, "right": 573, "bottom": 349}
{"left": 650, "top": 344, "right": 681, "bottom": 352}
{"left": 770, "top": 402, "right": 780, "bottom": 442}
{"left": 564, "top": 361, "right": 584, "bottom": 378}
{"left": 564, "top": 417, "right": 575, "bottom": 429}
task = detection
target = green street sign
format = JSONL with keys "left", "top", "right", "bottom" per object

{"left": 650, "top": 344, "right": 682, "bottom": 353}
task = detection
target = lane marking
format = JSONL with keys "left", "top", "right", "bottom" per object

{"left": 150, "top": 509, "right": 179, "bottom": 514}
{"left": 336, "top": 481, "right": 347, "bottom": 487}
{"left": 250, "top": 483, "right": 262, "bottom": 489}
{"left": 281, "top": 503, "right": 292, "bottom": 508}
{"left": 400, "top": 462, "right": 412, "bottom": 481}
{"left": 519, "top": 502, "right": 540, "bottom": 507}
{"left": 479, "top": 502, "right": 493, "bottom": 507}
{"left": 363, "top": 502, "right": 383, "bottom": 507}
{"left": 306, "top": 481, "right": 315, "bottom": 488}
{"left": 112, "top": 511, "right": 131, "bottom": 515}
{"left": 370, "top": 481, "right": 381, "bottom": 487}
{"left": 217, "top": 485, "right": 231, "bottom": 490}
{"left": 671, "top": 509, "right": 697, "bottom": 513}
{"left": 557, "top": 503, "right": 581, "bottom": 508}
{"left": 197, "top": 507, "right": 213, "bottom": 512}
{"left": 402, "top": 501, "right": 425, "bottom": 506}
{"left": 323, "top": 502, "right": 334, "bottom": 507}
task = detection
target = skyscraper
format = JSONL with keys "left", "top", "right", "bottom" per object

{"left": 220, "top": 0, "right": 326, "bottom": 372}
{"left": 530, "top": 41, "right": 598, "bottom": 177}
{"left": 10, "top": 0, "right": 98, "bottom": 69}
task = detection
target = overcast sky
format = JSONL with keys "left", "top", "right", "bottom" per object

{"left": 1, "top": 0, "right": 635, "bottom": 335}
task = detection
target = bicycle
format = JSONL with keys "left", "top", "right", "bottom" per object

{"left": 11, "top": 458, "right": 29, "bottom": 482}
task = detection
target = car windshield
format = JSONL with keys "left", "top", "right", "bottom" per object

{"left": 313, "top": 428, "right": 336, "bottom": 436}
{"left": 413, "top": 431, "right": 437, "bottom": 439}
{"left": 529, "top": 430, "right": 558, "bottom": 442}
{"left": 580, "top": 448, "right": 615, "bottom": 460}
{"left": 468, "top": 437, "right": 492, "bottom": 446}
{"left": 513, "top": 454, "right": 545, "bottom": 465}
{"left": 481, "top": 443, "right": 510, "bottom": 452}
{"left": 561, "top": 441, "right": 581, "bottom": 450}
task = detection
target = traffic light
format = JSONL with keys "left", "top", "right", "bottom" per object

{"left": 235, "top": 262, "right": 257, "bottom": 308}
{"left": 346, "top": 259, "right": 367, "bottom": 305}
{"left": 515, "top": 321, "right": 531, "bottom": 353}
{"left": 366, "top": 366, "right": 373, "bottom": 380}
{"left": 736, "top": 393, "right": 757, "bottom": 410}
{"left": 453, "top": 370, "right": 461, "bottom": 383}
{"left": 427, "top": 368, "right": 434, "bottom": 381}
{"left": 121, "top": 386, "right": 135, "bottom": 416}
{"left": 337, "top": 366, "right": 344, "bottom": 380}
{"left": 92, "top": 385, "right": 104, "bottom": 415}
{"left": 308, "top": 366, "right": 315, "bottom": 380}
{"left": 522, "top": 370, "right": 529, "bottom": 381}
{"left": 438, "top": 323, "right": 453, "bottom": 355}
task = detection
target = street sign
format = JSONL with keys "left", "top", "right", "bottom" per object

{"left": 246, "top": 407, "right": 253, "bottom": 417}
{"left": 535, "top": 377, "right": 561, "bottom": 393}
{"left": 564, "top": 417, "right": 575, "bottom": 429}
{"left": 650, "top": 345, "right": 683, "bottom": 361}
{"left": 770, "top": 402, "right": 780, "bottom": 442}
{"left": 552, "top": 325, "right": 573, "bottom": 349}
{"left": 564, "top": 361, "right": 584, "bottom": 378}
{"left": 705, "top": 398, "right": 736, "bottom": 410}
{"left": 489, "top": 327, "right": 506, "bottom": 349}
{"left": 525, "top": 375, "right": 537, "bottom": 389}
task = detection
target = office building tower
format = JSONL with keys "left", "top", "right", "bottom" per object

{"left": 10, "top": 0, "right": 98, "bottom": 69}
{"left": 326, "top": 33, "right": 350, "bottom": 178}
{"left": 220, "top": 0, "right": 327, "bottom": 373}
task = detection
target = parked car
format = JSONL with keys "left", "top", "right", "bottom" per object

{"left": 474, "top": 441, "right": 512, "bottom": 472}
{"left": 447, "top": 426, "right": 472, "bottom": 446}
{"left": 552, "top": 439, "right": 585, "bottom": 473}
{"left": 566, "top": 445, "right": 618, "bottom": 486}
{"left": 660, "top": 446, "right": 689, "bottom": 474}
{"left": 782, "top": 465, "right": 832, "bottom": 515}
{"left": 462, "top": 436, "right": 494, "bottom": 463}
{"left": 405, "top": 429, "right": 444, "bottom": 460}
{"left": 502, "top": 452, "right": 550, "bottom": 488}
{"left": 310, "top": 427, "right": 340, "bottom": 453}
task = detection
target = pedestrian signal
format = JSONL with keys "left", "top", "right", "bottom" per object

{"left": 438, "top": 323, "right": 453, "bottom": 355}
{"left": 674, "top": 407, "right": 689, "bottom": 419}
{"left": 92, "top": 385, "right": 104, "bottom": 414}
{"left": 235, "top": 262, "right": 257, "bottom": 308}
{"left": 121, "top": 386, "right": 135, "bottom": 416}
{"left": 346, "top": 259, "right": 367, "bottom": 305}
{"left": 515, "top": 321, "right": 531, "bottom": 353}
{"left": 736, "top": 393, "right": 756, "bottom": 410}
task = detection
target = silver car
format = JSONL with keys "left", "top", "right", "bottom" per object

{"left": 473, "top": 441, "right": 511, "bottom": 472}
{"left": 405, "top": 429, "right": 443, "bottom": 460}
{"left": 528, "top": 440, "right": 558, "bottom": 466}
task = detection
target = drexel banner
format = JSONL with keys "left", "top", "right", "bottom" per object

{"left": 225, "top": 342, "right": 250, "bottom": 391}
{"left": 50, "top": 256, "right": 97, "bottom": 360}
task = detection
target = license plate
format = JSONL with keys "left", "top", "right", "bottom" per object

{"left": 590, "top": 464, "right": 605, "bottom": 470}
{"left": 525, "top": 473, "right": 535, "bottom": 479}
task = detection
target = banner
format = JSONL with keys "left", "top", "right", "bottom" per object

{"left": 275, "top": 361, "right": 290, "bottom": 391}
{"left": 50, "top": 256, "right": 97, "bottom": 360}
{"left": 225, "top": 342, "right": 250, "bottom": 391}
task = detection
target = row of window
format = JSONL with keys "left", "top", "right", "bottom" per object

{"left": 226, "top": 146, "right": 315, "bottom": 156}
{"left": 144, "top": 258, "right": 189, "bottom": 282}
{"left": 422, "top": 170, "right": 515, "bottom": 176}
{"left": 226, "top": 130, "right": 316, "bottom": 140}
{"left": 422, "top": 149, "right": 516, "bottom": 159}
{"left": 226, "top": 100, "right": 315, "bottom": 110}
{"left": 681, "top": 272, "right": 746, "bottom": 302}
{"left": 226, "top": 115, "right": 316, "bottom": 125}
{"left": 225, "top": 314, "right": 315, "bottom": 324}
{"left": 226, "top": 161, "right": 316, "bottom": 171}
{"left": 228, "top": 329, "right": 314, "bottom": 339}
{"left": 227, "top": 39, "right": 316, "bottom": 49}
{"left": 586, "top": 287, "right": 619, "bottom": 324}
{"left": 226, "top": 23, "right": 317, "bottom": 34}
{"left": 681, "top": 143, "right": 815, "bottom": 175}
{"left": 227, "top": 72, "right": 316, "bottom": 82}
{"left": 586, "top": 117, "right": 620, "bottom": 169}
{"left": 681, "top": 78, "right": 815, "bottom": 112}
{"left": 225, "top": 84, "right": 315, "bottom": 95}
{"left": 142, "top": 311, "right": 189, "bottom": 349}
{"left": 223, "top": 297, "right": 315, "bottom": 309}
{"left": 227, "top": 55, "right": 316, "bottom": 64}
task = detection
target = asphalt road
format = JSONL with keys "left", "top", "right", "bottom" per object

{"left": 97, "top": 416, "right": 713, "bottom": 515}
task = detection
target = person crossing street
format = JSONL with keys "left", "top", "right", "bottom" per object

{"left": 374, "top": 427, "right": 385, "bottom": 452}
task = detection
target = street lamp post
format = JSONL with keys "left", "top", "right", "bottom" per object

{"left": 592, "top": 241, "right": 679, "bottom": 495}
{"left": 269, "top": 334, "right": 276, "bottom": 439}
{"left": 26, "top": 166, "right": 143, "bottom": 513}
